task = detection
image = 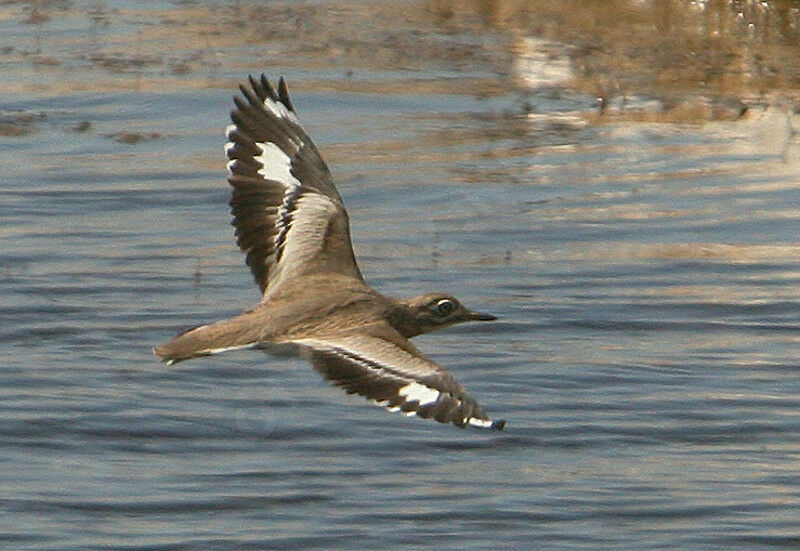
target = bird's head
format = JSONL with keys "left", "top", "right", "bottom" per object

{"left": 396, "top": 293, "right": 496, "bottom": 337}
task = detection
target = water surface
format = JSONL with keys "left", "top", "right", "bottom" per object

{"left": 3, "top": 1, "right": 800, "bottom": 549}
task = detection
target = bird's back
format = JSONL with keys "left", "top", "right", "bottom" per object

{"left": 154, "top": 273, "right": 383, "bottom": 364}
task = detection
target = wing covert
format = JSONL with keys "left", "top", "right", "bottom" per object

{"left": 292, "top": 330, "right": 505, "bottom": 430}
{"left": 226, "top": 75, "right": 362, "bottom": 294}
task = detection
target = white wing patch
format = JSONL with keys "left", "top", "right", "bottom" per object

{"left": 254, "top": 141, "right": 303, "bottom": 188}
{"left": 398, "top": 381, "right": 440, "bottom": 406}
{"left": 250, "top": 140, "right": 306, "bottom": 275}
{"left": 467, "top": 418, "right": 495, "bottom": 429}
{"left": 224, "top": 126, "right": 239, "bottom": 175}
{"left": 264, "top": 96, "right": 299, "bottom": 124}
{"left": 293, "top": 337, "right": 504, "bottom": 429}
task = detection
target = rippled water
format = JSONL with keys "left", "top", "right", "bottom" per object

{"left": 3, "top": 2, "right": 800, "bottom": 549}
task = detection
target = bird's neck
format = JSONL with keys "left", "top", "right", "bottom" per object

{"left": 384, "top": 301, "right": 424, "bottom": 339}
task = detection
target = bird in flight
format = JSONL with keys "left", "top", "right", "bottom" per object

{"left": 154, "top": 75, "right": 505, "bottom": 430}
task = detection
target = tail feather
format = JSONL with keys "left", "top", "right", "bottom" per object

{"left": 153, "top": 316, "right": 264, "bottom": 364}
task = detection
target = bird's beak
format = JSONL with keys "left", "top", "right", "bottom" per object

{"left": 467, "top": 310, "right": 497, "bottom": 321}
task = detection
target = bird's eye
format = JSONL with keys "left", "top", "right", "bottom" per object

{"left": 431, "top": 299, "right": 456, "bottom": 318}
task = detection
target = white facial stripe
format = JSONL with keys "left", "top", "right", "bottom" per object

{"left": 398, "top": 382, "right": 440, "bottom": 406}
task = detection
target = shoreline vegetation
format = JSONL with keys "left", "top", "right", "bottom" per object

{"left": 4, "top": 0, "right": 800, "bottom": 127}
{"left": 427, "top": 0, "right": 800, "bottom": 121}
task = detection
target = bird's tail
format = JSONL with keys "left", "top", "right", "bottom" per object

{"left": 153, "top": 315, "right": 264, "bottom": 365}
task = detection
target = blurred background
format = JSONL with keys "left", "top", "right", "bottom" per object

{"left": 2, "top": 1, "right": 800, "bottom": 549}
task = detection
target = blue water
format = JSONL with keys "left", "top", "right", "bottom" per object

{"left": 3, "top": 2, "right": 800, "bottom": 549}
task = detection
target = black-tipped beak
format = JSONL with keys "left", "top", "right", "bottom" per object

{"left": 467, "top": 310, "right": 497, "bottom": 321}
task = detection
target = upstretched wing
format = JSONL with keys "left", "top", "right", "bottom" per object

{"left": 225, "top": 75, "right": 362, "bottom": 295}
{"left": 292, "top": 327, "right": 505, "bottom": 430}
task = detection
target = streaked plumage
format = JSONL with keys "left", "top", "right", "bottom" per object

{"left": 154, "top": 75, "right": 504, "bottom": 430}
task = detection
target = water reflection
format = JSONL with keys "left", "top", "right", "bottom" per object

{"left": 2, "top": 0, "right": 800, "bottom": 549}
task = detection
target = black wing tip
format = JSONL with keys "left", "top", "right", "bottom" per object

{"left": 240, "top": 73, "right": 295, "bottom": 113}
{"left": 259, "top": 73, "right": 276, "bottom": 99}
{"left": 236, "top": 83, "right": 251, "bottom": 102}
{"left": 277, "top": 76, "right": 294, "bottom": 112}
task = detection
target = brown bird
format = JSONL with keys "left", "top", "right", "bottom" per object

{"left": 154, "top": 75, "right": 505, "bottom": 430}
